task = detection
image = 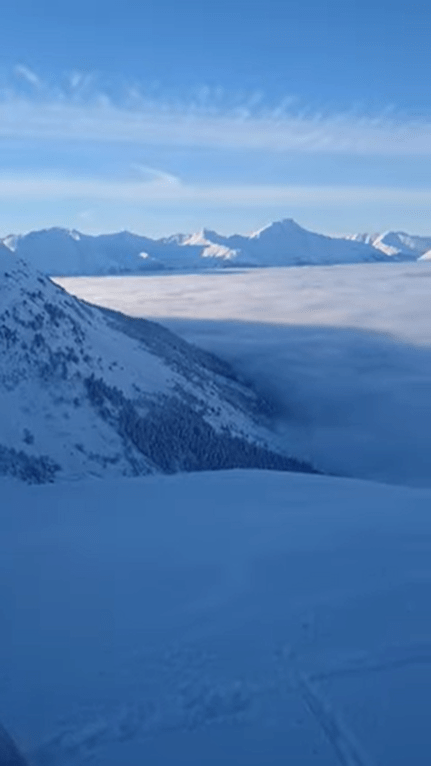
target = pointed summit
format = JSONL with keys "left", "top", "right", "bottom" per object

{"left": 250, "top": 218, "right": 305, "bottom": 240}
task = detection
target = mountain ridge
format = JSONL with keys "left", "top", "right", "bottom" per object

{"left": 341, "top": 230, "right": 431, "bottom": 260}
{"left": 1, "top": 219, "right": 396, "bottom": 276}
{"left": 0, "top": 247, "right": 313, "bottom": 482}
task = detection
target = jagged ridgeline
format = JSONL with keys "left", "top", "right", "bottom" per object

{"left": 1, "top": 219, "right": 391, "bottom": 277}
{"left": 0, "top": 246, "right": 317, "bottom": 482}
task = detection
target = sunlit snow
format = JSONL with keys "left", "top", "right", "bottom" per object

{"left": 1, "top": 219, "right": 391, "bottom": 277}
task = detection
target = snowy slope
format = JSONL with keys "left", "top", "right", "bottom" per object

{"left": 179, "top": 219, "right": 387, "bottom": 267}
{"left": 0, "top": 248, "right": 311, "bottom": 482}
{"left": 1, "top": 219, "right": 387, "bottom": 276}
{"left": 240, "top": 218, "right": 387, "bottom": 266}
{"left": 343, "top": 230, "right": 431, "bottom": 259}
{"left": 2, "top": 469, "right": 431, "bottom": 765}
{"left": 2, "top": 228, "right": 165, "bottom": 275}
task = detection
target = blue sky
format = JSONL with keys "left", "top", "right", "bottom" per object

{"left": 1, "top": 0, "right": 431, "bottom": 236}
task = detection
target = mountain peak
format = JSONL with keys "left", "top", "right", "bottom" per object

{"left": 250, "top": 218, "right": 303, "bottom": 239}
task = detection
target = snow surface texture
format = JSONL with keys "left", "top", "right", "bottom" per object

{"left": 0, "top": 721, "right": 28, "bottom": 765}
{"left": 58, "top": 262, "right": 431, "bottom": 487}
{"left": 0, "top": 249, "right": 311, "bottom": 482}
{"left": 2, "top": 219, "right": 391, "bottom": 276}
{"left": 2, "top": 470, "right": 431, "bottom": 765}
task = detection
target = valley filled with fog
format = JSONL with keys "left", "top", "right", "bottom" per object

{"left": 59, "top": 261, "right": 431, "bottom": 487}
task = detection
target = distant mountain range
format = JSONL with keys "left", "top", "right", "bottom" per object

{"left": 4, "top": 218, "right": 426, "bottom": 277}
{"left": 0, "top": 245, "right": 312, "bottom": 482}
{"left": 2, "top": 219, "right": 431, "bottom": 278}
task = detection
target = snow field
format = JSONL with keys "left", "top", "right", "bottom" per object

{"left": 2, "top": 470, "right": 431, "bottom": 765}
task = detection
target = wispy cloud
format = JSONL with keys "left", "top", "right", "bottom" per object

{"left": 2, "top": 174, "right": 431, "bottom": 208}
{"left": 13, "top": 64, "right": 43, "bottom": 89}
{"left": 1, "top": 66, "right": 431, "bottom": 155}
{"left": 130, "top": 164, "right": 181, "bottom": 185}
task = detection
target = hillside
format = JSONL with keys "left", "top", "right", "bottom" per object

{"left": 0, "top": 248, "right": 311, "bottom": 482}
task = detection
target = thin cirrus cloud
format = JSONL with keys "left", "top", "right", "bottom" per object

{"left": 130, "top": 164, "right": 181, "bottom": 185}
{"left": 13, "top": 64, "right": 43, "bottom": 89}
{"left": 2, "top": 174, "right": 431, "bottom": 208}
{"left": 2, "top": 65, "right": 431, "bottom": 232}
{"left": 1, "top": 66, "right": 431, "bottom": 155}
{"left": 0, "top": 99, "right": 430, "bottom": 155}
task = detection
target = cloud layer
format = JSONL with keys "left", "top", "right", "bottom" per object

{"left": 0, "top": 66, "right": 430, "bottom": 155}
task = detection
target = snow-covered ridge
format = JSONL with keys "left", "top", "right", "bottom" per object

{"left": 0, "top": 247, "right": 312, "bottom": 482}
{"left": 1, "top": 219, "right": 391, "bottom": 276}
{"left": 342, "top": 230, "right": 431, "bottom": 260}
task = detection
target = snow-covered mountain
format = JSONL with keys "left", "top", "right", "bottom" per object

{"left": 236, "top": 219, "right": 385, "bottom": 266}
{"left": 1, "top": 219, "right": 387, "bottom": 276}
{"left": 0, "top": 246, "right": 312, "bottom": 483}
{"left": 2, "top": 229, "right": 166, "bottom": 275}
{"left": 342, "top": 230, "right": 431, "bottom": 260}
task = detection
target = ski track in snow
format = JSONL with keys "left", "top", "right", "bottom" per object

{"left": 296, "top": 672, "right": 372, "bottom": 766}
{"left": 310, "top": 641, "right": 431, "bottom": 683}
{"left": 289, "top": 639, "right": 431, "bottom": 766}
{"left": 30, "top": 638, "right": 431, "bottom": 765}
